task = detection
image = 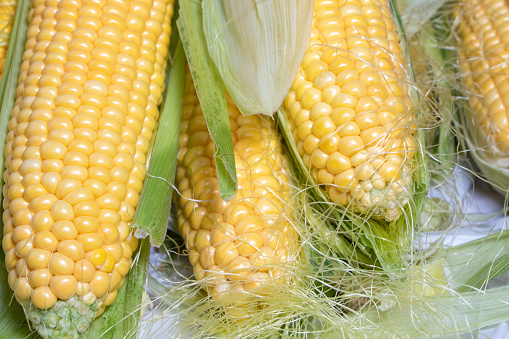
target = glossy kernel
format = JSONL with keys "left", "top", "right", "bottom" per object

{"left": 48, "top": 252, "right": 75, "bottom": 275}
{"left": 50, "top": 275, "right": 78, "bottom": 300}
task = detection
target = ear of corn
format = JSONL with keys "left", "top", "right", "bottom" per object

{"left": 174, "top": 70, "right": 298, "bottom": 318}
{"left": 1, "top": 0, "right": 174, "bottom": 336}
{"left": 282, "top": 0, "right": 418, "bottom": 221}
{"left": 455, "top": 0, "right": 509, "bottom": 194}
{"left": 0, "top": 0, "right": 16, "bottom": 78}
{"left": 456, "top": 0, "right": 509, "bottom": 155}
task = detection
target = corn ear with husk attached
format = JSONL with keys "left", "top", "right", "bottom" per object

{"left": 277, "top": 0, "right": 428, "bottom": 270}
{"left": 1, "top": 1, "right": 183, "bottom": 338}
{"left": 173, "top": 68, "right": 299, "bottom": 319}
{"left": 454, "top": 0, "right": 509, "bottom": 195}
{"left": 155, "top": 0, "right": 509, "bottom": 337}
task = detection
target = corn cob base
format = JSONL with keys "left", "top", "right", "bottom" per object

{"left": 22, "top": 297, "right": 99, "bottom": 339}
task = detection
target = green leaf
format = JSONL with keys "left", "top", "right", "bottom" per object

{"left": 133, "top": 44, "right": 185, "bottom": 247}
{"left": 177, "top": 0, "right": 237, "bottom": 201}
{"left": 445, "top": 230, "right": 509, "bottom": 292}
{"left": 373, "top": 285, "right": 509, "bottom": 337}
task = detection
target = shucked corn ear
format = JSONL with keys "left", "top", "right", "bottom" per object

{"left": 456, "top": 0, "right": 509, "bottom": 159}
{"left": 283, "top": 0, "right": 417, "bottom": 221}
{"left": 175, "top": 70, "right": 298, "bottom": 317}
{"left": 1, "top": 0, "right": 174, "bottom": 336}
{"left": 0, "top": 0, "right": 16, "bottom": 77}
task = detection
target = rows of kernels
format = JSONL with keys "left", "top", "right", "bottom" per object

{"left": 283, "top": 0, "right": 416, "bottom": 220}
{"left": 0, "top": 0, "right": 16, "bottom": 77}
{"left": 456, "top": 0, "right": 509, "bottom": 153}
{"left": 2, "top": 0, "right": 174, "bottom": 313}
{"left": 122, "top": 0, "right": 173, "bottom": 221}
{"left": 175, "top": 72, "right": 297, "bottom": 310}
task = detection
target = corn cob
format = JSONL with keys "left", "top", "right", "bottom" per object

{"left": 1, "top": 0, "right": 174, "bottom": 336}
{"left": 0, "top": 0, "right": 15, "bottom": 78}
{"left": 175, "top": 71, "right": 298, "bottom": 317}
{"left": 283, "top": 0, "right": 416, "bottom": 221}
{"left": 456, "top": 0, "right": 509, "bottom": 154}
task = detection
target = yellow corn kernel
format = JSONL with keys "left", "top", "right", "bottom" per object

{"left": 49, "top": 275, "right": 77, "bottom": 300}
{"left": 2, "top": 0, "right": 175, "bottom": 335}
{"left": 456, "top": 0, "right": 509, "bottom": 153}
{"left": 283, "top": 0, "right": 415, "bottom": 221}
{"left": 85, "top": 248, "right": 107, "bottom": 269}
{"left": 175, "top": 71, "right": 298, "bottom": 315}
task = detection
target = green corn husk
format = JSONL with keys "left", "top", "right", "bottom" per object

{"left": 445, "top": 229, "right": 509, "bottom": 292}
{"left": 460, "top": 107, "right": 509, "bottom": 195}
{"left": 396, "top": 0, "right": 459, "bottom": 191}
{"left": 133, "top": 40, "right": 185, "bottom": 246}
{"left": 414, "top": 24, "right": 457, "bottom": 176}
{"left": 177, "top": 0, "right": 237, "bottom": 201}
{"left": 202, "top": 0, "right": 313, "bottom": 116}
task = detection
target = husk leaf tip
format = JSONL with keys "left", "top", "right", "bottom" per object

{"left": 202, "top": 0, "right": 313, "bottom": 116}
